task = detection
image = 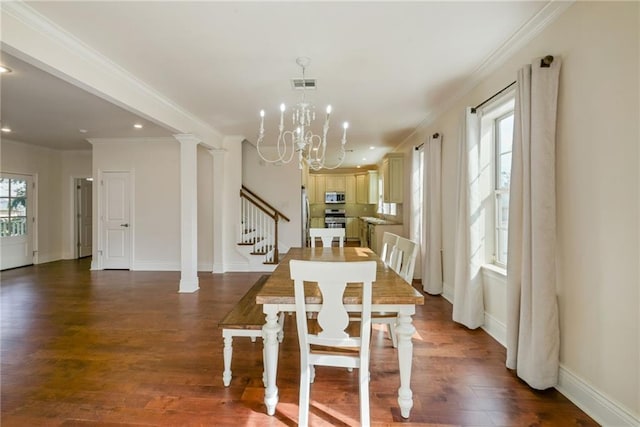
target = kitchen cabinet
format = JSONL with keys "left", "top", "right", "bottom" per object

{"left": 356, "top": 171, "right": 378, "bottom": 204}
{"left": 345, "top": 175, "right": 356, "bottom": 204}
{"left": 381, "top": 154, "right": 403, "bottom": 203}
{"left": 307, "top": 175, "right": 317, "bottom": 203}
{"left": 310, "top": 217, "right": 324, "bottom": 228}
{"left": 325, "top": 175, "right": 346, "bottom": 192}
{"left": 346, "top": 217, "right": 359, "bottom": 241}
{"left": 314, "top": 175, "right": 326, "bottom": 203}
{"left": 369, "top": 223, "right": 404, "bottom": 255}
{"left": 359, "top": 219, "right": 368, "bottom": 247}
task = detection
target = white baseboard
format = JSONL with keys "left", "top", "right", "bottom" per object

{"left": 441, "top": 288, "right": 638, "bottom": 426}
{"left": 35, "top": 252, "right": 62, "bottom": 264}
{"left": 223, "top": 262, "right": 251, "bottom": 272}
{"left": 557, "top": 367, "right": 639, "bottom": 427}
{"left": 481, "top": 311, "right": 506, "bottom": 347}
{"left": 132, "top": 261, "right": 180, "bottom": 271}
{"left": 198, "top": 262, "right": 213, "bottom": 272}
{"left": 442, "top": 281, "right": 454, "bottom": 304}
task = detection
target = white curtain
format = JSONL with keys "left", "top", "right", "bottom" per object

{"left": 452, "top": 109, "right": 485, "bottom": 329}
{"left": 506, "top": 57, "right": 561, "bottom": 389}
{"left": 422, "top": 133, "right": 442, "bottom": 294}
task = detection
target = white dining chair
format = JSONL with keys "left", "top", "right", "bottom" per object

{"left": 309, "top": 227, "right": 345, "bottom": 248}
{"left": 289, "top": 259, "right": 377, "bottom": 427}
{"left": 380, "top": 232, "right": 399, "bottom": 267}
{"left": 392, "top": 237, "right": 419, "bottom": 285}
{"left": 372, "top": 237, "right": 420, "bottom": 348}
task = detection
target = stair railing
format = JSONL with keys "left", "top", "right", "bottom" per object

{"left": 239, "top": 186, "right": 290, "bottom": 264}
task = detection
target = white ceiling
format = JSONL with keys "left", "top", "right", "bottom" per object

{"left": 1, "top": 1, "right": 551, "bottom": 167}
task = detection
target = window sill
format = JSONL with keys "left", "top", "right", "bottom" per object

{"left": 482, "top": 263, "right": 507, "bottom": 280}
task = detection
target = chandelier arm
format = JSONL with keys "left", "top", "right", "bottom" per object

{"left": 256, "top": 133, "right": 287, "bottom": 164}
{"left": 278, "top": 130, "right": 297, "bottom": 164}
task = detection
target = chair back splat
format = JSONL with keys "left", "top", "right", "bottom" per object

{"left": 290, "top": 260, "right": 376, "bottom": 427}
{"left": 309, "top": 227, "right": 345, "bottom": 248}
{"left": 380, "top": 232, "right": 400, "bottom": 267}
{"left": 392, "top": 237, "right": 419, "bottom": 284}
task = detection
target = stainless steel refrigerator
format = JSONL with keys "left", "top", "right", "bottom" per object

{"left": 301, "top": 186, "right": 310, "bottom": 247}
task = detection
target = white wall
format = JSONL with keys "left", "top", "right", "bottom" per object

{"left": 220, "top": 136, "right": 250, "bottom": 271}
{"left": 399, "top": 2, "right": 639, "bottom": 424}
{"left": 0, "top": 140, "right": 92, "bottom": 263}
{"left": 197, "top": 144, "right": 214, "bottom": 271}
{"left": 92, "top": 138, "right": 181, "bottom": 270}
{"left": 242, "top": 140, "right": 302, "bottom": 251}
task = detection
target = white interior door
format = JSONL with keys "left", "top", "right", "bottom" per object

{"left": 0, "top": 174, "right": 34, "bottom": 270}
{"left": 102, "top": 172, "right": 131, "bottom": 269}
{"left": 76, "top": 178, "right": 93, "bottom": 258}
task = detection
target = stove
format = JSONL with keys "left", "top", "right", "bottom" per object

{"left": 324, "top": 208, "right": 346, "bottom": 229}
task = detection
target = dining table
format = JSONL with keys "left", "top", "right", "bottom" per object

{"left": 256, "top": 246, "right": 425, "bottom": 419}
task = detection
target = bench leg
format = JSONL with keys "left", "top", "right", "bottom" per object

{"left": 223, "top": 333, "right": 233, "bottom": 387}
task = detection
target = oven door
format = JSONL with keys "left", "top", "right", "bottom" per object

{"left": 325, "top": 219, "right": 346, "bottom": 228}
{"left": 326, "top": 222, "right": 346, "bottom": 229}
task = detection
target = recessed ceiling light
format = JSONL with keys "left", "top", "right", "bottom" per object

{"left": 134, "top": 123, "right": 143, "bottom": 129}
{"left": 79, "top": 129, "right": 88, "bottom": 134}
{"left": 362, "top": 157, "right": 367, "bottom": 161}
{"left": 369, "top": 146, "right": 375, "bottom": 150}
{"left": 0, "top": 66, "right": 12, "bottom": 74}
{"left": 1, "top": 127, "right": 12, "bottom": 133}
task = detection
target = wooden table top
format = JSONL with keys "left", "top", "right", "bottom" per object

{"left": 256, "top": 247, "right": 424, "bottom": 305}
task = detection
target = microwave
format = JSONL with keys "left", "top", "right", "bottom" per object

{"left": 325, "top": 191, "right": 345, "bottom": 204}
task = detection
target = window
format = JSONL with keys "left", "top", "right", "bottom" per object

{"left": 479, "top": 95, "right": 514, "bottom": 268}
{"left": 494, "top": 112, "right": 513, "bottom": 266}
{"left": 0, "top": 177, "right": 28, "bottom": 237}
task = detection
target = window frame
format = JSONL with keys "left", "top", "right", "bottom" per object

{"left": 478, "top": 93, "right": 515, "bottom": 269}
{"left": 493, "top": 110, "right": 514, "bottom": 268}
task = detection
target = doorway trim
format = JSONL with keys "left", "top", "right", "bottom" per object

{"left": 73, "top": 176, "right": 93, "bottom": 259}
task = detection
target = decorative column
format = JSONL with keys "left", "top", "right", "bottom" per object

{"left": 175, "top": 134, "right": 201, "bottom": 293}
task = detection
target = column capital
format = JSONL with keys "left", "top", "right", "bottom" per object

{"left": 173, "top": 133, "right": 202, "bottom": 145}
{"left": 208, "top": 148, "right": 227, "bottom": 158}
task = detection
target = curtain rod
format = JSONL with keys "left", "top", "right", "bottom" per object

{"left": 471, "top": 55, "right": 554, "bottom": 113}
{"left": 415, "top": 133, "right": 440, "bottom": 150}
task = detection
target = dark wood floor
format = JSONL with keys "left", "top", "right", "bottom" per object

{"left": 1, "top": 258, "right": 598, "bottom": 426}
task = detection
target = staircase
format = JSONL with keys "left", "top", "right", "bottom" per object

{"left": 238, "top": 186, "right": 290, "bottom": 270}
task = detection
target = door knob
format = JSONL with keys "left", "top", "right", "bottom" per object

{"left": 120, "top": 223, "right": 129, "bottom": 227}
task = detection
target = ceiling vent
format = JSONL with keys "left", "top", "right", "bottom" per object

{"left": 291, "top": 78, "right": 316, "bottom": 90}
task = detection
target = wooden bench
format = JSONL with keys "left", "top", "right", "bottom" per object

{"left": 218, "top": 275, "right": 284, "bottom": 387}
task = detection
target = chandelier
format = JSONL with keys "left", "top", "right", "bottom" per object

{"left": 256, "top": 57, "right": 348, "bottom": 170}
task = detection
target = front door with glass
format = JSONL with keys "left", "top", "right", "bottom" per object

{"left": 0, "top": 174, "right": 34, "bottom": 270}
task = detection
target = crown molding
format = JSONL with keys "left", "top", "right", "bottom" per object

{"left": 87, "top": 137, "right": 177, "bottom": 145}
{"left": 1, "top": 1, "right": 222, "bottom": 144}
{"left": 396, "top": 0, "right": 575, "bottom": 150}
